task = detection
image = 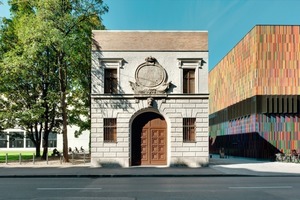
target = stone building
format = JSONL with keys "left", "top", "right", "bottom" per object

{"left": 91, "top": 31, "right": 209, "bottom": 167}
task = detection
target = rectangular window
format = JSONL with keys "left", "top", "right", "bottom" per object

{"left": 25, "top": 132, "right": 36, "bottom": 148}
{"left": 183, "top": 69, "right": 195, "bottom": 93}
{"left": 104, "top": 69, "right": 118, "bottom": 94}
{"left": 9, "top": 132, "right": 24, "bottom": 148}
{"left": 183, "top": 118, "right": 196, "bottom": 142}
{"left": 26, "top": 132, "right": 57, "bottom": 148}
{"left": 104, "top": 118, "right": 117, "bottom": 142}
{"left": 48, "top": 132, "right": 57, "bottom": 148}
{"left": 0, "top": 132, "right": 7, "bottom": 148}
{"left": 26, "top": 137, "right": 35, "bottom": 148}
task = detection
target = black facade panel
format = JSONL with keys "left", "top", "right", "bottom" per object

{"left": 283, "top": 97, "right": 288, "bottom": 113}
{"left": 295, "top": 96, "right": 299, "bottom": 113}
{"left": 268, "top": 97, "right": 272, "bottom": 113}
{"left": 288, "top": 97, "right": 293, "bottom": 113}
{"left": 278, "top": 97, "right": 283, "bottom": 113}
{"left": 209, "top": 95, "right": 300, "bottom": 126}
{"left": 261, "top": 96, "right": 268, "bottom": 113}
{"left": 274, "top": 97, "right": 278, "bottom": 113}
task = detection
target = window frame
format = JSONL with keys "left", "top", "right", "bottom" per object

{"left": 103, "top": 118, "right": 117, "bottom": 143}
{"left": 183, "top": 118, "right": 196, "bottom": 142}
{"left": 183, "top": 68, "right": 195, "bottom": 94}
{"left": 48, "top": 132, "right": 58, "bottom": 148}
{"left": 0, "top": 132, "right": 7, "bottom": 148}
{"left": 104, "top": 68, "right": 118, "bottom": 94}
{"left": 9, "top": 132, "right": 24, "bottom": 148}
{"left": 178, "top": 58, "right": 204, "bottom": 94}
{"left": 25, "top": 136, "right": 35, "bottom": 148}
{"left": 99, "top": 58, "right": 124, "bottom": 94}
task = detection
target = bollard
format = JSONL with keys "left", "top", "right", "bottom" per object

{"left": 83, "top": 152, "right": 86, "bottom": 164}
{"left": 72, "top": 152, "right": 74, "bottom": 165}
{"left": 33, "top": 153, "right": 35, "bottom": 165}
{"left": 5, "top": 153, "right": 8, "bottom": 164}
{"left": 19, "top": 153, "right": 21, "bottom": 165}
{"left": 60, "top": 154, "right": 62, "bottom": 164}
{"left": 46, "top": 153, "right": 48, "bottom": 165}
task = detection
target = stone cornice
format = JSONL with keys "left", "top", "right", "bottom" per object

{"left": 91, "top": 93, "right": 209, "bottom": 99}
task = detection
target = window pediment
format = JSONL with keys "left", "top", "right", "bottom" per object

{"left": 177, "top": 58, "right": 206, "bottom": 69}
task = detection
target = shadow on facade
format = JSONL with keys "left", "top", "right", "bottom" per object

{"left": 92, "top": 53, "right": 134, "bottom": 113}
{"left": 94, "top": 94, "right": 134, "bottom": 115}
{"left": 210, "top": 132, "right": 280, "bottom": 160}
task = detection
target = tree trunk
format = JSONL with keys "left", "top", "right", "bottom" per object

{"left": 61, "top": 90, "right": 69, "bottom": 162}
{"left": 32, "top": 125, "right": 42, "bottom": 157}
{"left": 59, "top": 52, "right": 69, "bottom": 162}
{"left": 35, "top": 141, "right": 41, "bottom": 157}
{"left": 42, "top": 133, "right": 49, "bottom": 160}
{"left": 42, "top": 81, "right": 49, "bottom": 160}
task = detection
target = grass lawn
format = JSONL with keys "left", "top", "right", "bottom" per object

{"left": 0, "top": 151, "right": 90, "bottom": 164}
{"left": 0, "top": 152, "right": 51, "bottom": 163}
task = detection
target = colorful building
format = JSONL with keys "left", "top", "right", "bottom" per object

{"left": 209, "top": 25, "right": 300, "bottom": 159}
{"left": 91, "top": 31, "right": 209, "bottom": 167}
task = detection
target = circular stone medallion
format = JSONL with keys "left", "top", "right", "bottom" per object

{"left": 136, "top": 64, "right": 166, "bottom": 87}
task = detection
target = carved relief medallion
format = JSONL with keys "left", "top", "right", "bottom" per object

{"left": 130, "top": 56, "right": 171, "bottom": 94}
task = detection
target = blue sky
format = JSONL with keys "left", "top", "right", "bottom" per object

{"left": 1, "top": 0, "right": 300, "bottom": 70}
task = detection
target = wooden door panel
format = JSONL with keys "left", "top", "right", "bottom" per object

{"left": 141, "top": 129, "right": 149, "bottom": 165}
{"left": 132, "top": 112, "right": 167, "bottom": 166}
{"left": 150, "top": 129, "right": 166, "bottom": 164}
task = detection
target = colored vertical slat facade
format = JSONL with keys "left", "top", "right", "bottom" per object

{"left": 209, "top": 25, "right": 300, "bottom": 157}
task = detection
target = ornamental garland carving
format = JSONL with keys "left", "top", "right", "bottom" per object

{"left": 129, "top": 56, "right": 171, "bottom": 94}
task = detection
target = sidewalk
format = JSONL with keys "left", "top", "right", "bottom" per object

{"left": 1, "top": 154, "right": 300, "bottom": 177}
{"left": 209, "top": 154, "right": 300, "bottom": 176}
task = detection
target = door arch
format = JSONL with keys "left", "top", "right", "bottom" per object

{"left": 131, "top": 112, "right": 167, "bottom": 166}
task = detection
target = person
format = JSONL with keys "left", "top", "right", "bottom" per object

{"left": 291, "top": 149, "right": 298, "bottom": 156}
{"left": 80, "top": 146, "right": 85, "bottom": 152}
{"left": 219, "top": 147, "right": 225, "bottom": 158}
{"left": 52, "top": 148, "right": 60, "bottom": 156}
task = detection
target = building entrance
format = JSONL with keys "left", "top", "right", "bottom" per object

{"left": 131, "top": 112, "right": 167, "bottom": 166}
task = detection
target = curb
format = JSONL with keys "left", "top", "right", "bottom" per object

{"left": 0, "top": 174, "right": 256, "bottom": 178}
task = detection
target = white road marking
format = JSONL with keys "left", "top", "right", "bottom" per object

{"left": 229, "top": 186, "right": 293, "bottom": 189}
{"left": 37, "top": 188, "right": 102, "bottom": 190}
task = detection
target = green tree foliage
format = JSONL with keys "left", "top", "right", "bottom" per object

{"left": 0, "top": 0, "right": 61, "bottom": 157}
{"left": 0, "top": 0, "right": 108, "bottom": 160}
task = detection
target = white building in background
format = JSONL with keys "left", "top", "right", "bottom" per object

{"left": 91, "top": 31, "right": 209, "bottom": 167}
{"left": 0, "top": 126, "right": 89, "bottom": 152}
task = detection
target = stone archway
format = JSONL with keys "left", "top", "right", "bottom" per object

{"left": 131, "top": 112, "right": 167, "bottom": 166}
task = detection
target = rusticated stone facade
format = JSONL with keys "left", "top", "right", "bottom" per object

{"left": 91, "top": 31, "right": 209, "bottom": 167}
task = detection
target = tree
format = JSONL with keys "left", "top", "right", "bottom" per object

{"left": 0, "top": 0, "right": 108, "bottom": 160}
{"left": 0, "top": 2, "right": 61, "bottom": 157}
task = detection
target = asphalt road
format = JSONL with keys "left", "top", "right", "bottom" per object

{"left": 1, "top": 177, "right": 300, "bottom": 200}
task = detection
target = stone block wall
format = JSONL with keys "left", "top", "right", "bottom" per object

{"left": 91, "top": 31, "right": 209, "bottom": 167}
{"left": 91, "top": 96, "right": 209, "bottom": 167}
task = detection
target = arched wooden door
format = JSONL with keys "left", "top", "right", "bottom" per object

{"left": 131, "top": 112, "right": 167, "bottom": 166}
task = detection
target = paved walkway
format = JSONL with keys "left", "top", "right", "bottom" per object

{"left": 1, "top": 154, "right": 300, "bottom": 177}
{"left": 209, "top": 155, "right": 300, "bottom": 176}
